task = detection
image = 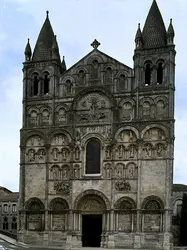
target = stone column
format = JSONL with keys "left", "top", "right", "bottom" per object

{"left": 136, "top": 155, "right": 141, "bottom": 232}
{"left": 68, "top": 210, "right": 73, "bottom": 231}
{"left": 73, "top": 212, "right": 76, "bottom": 231}
{"left": 106, "top": 212, "right": 110, "bottom": 231}
{"left": 44, "top": 144, "right": 50, "bottom": 233}
{"left": 115, "top": 213, "right": 118, "bottom": 231}
{"left": 110, "top": 210, "right": 114, "bottom": 231}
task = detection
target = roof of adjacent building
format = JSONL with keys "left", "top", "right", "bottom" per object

{"left": 173, "top": 184, "right": 187, "bottom": 192}
{"left": 0, "top": 193, "right": 19, "bottom": 202}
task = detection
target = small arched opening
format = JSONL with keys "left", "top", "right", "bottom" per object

{"left": 157, "top": 62, "right": 164, "bottom": 85}
{"left": 144, "top": 62, "right": 152, "bottom": 86}
{"left": 85, "top": 138, "right": 101, "bottom": 174}
{"left": 43, "top": 71, "right": 50, "bottom": 95}
{"left": 33, "top": 74, "right": 39, "bottom": 96}
{"left": 25, "top": 198, "right": 45, "bottom": 231}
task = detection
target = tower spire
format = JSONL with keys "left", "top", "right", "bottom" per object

{"left": 61, "top": 56, "right": 67, "bottom": 72}
{"left": 167, "top": 18, "right": 175, "bottom": 45}
{"left": 32, "top": 11, "right": 55, "bottom": 61}
{"left": 135, "top": 23, "right": 143, "bottom": 49}
{"left": 142, "top": 0, "right": 167, "bottom": 48}
{"left": 52, "top": 35, "right": 61, "bottom": 62}
{"left": 24, "top": 38, "right": 32, "bottom": 61}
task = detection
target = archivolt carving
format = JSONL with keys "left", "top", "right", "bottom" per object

{"left": 87, "top": 55, "right": 104, "bottom": 65}
{"left": 81, "top": 133, "right": 104, "bottom": 148}
{"left": 116, "top": 129, "right": 137, "bottom": 143}
{"left": 82, "top": 198, "right": 104, "bottom": 211}
{"left": 143, "top": 127, "right": 166, "bottom": 141}
{"left": 25, "top": 197, "right": 45, "bottom": 210}
{"left": 139, "top": 97, "right": 154, "bottom": 106}
{"left": 48, "top": 129, "right": 72, "bottom": 144}
{"left": 50, "top": 133, "right": 70, "bottom": 146}
{"left": 23, "top": 133, "right": 45, "bottom": 147}
{"left": 74, "top": 189, "right": 110, "bottom": 210}
{"left": 49, "top": 198, "right": 69, "bottom": 211}
{"left": 25, "top": 135, "right": 45, "bottom": 148}
{"left": 114, "top": 197, "right": 136, "bottom": 210}
{"left": 141, "top": 196, "right": 164, "bottom": 210}
{"left": 115, "top": 127, "right": 139, "bottom": 142}
{"left": 141, "top": 124, "right": 168, "bottom": 140}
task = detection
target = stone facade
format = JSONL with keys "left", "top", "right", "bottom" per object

{"left": 171, "top": 184, "right": 187, "bottom": 246}
{"left": 18, "top": 1, "right": 176, "bottom": 249}
{"left": 0, "top": 187, "right": 18, "bottom": 235}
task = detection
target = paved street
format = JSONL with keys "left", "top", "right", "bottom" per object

{"left": 0, "top": 238, "right": 29, "bottom": 250}
{"left": 0, "top": 238, "right": 65, "bottom": 250}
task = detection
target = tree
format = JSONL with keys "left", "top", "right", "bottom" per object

{"left": 180, "top": 193, "right": 187, "bottom": 246}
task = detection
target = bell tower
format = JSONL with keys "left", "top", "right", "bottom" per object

{"left": 133, "top": 0, "right": 176, "bottom": 247}
{"left": 19, "top": 11, "right": 66, "bottom": 238}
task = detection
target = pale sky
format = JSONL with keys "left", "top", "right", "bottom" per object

{"left": 0, "top": 0, "right": 186, "bottom": 192}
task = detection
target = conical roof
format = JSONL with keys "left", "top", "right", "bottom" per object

{"left": 142, "top": 0, "right": 167, "bottom": 48}
{"left": 24, "top": 38, "right": 32, "bottom": 56}
{"left": 32, "top": 11, "right": 55, "bottom": 61}
{"left": 52, "top": 35, "right": 61, "bottom": 62}
{"left": 135, "top": 23, "right": 142, "bottom": 41}
{"left": 167, "top": 19, "right": 175, "bottom": 36}
{"left": 61, "top": 56, "right": 67, "bottom": 71}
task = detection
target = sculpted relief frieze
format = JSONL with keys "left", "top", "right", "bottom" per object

{"left": 76, "top": 93, "right": 111, "bottom": 124}
{"left": 75, "top": 125, "right": 112, "bottom": 142}
{"left": 54, "top": 182, "right": 70, "bottom": 195}
{"left": 50, "top": 165, "right": 70, "bottom": 181}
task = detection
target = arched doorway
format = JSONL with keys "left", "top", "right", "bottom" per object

{"left": 74, "top": 190, "right": 110, "bottom": 247}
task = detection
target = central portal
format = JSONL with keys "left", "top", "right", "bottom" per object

{"left": 82, "top": 214, "right": 102, "bottom": 247}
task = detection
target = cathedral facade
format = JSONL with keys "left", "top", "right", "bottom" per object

{"left": 18, "top": 1, "right": 176, "bottom": 249}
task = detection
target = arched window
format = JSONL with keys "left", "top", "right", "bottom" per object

{"left": 26, "top": 198, "right": 45, "bottom": 231}
{"left": 66, "top": 80, "right": 72, "bottom": 95}
{"left": 3, "top": 204, "right": 8, "bottom": 213}
{"left": 11, "top": 217, "right": 17, "bottom": 230}
{"left": 3, "top": 217, "right": 8, "bottom": 230}
{"left": 49, "top": 198, "right": 69, "bottom": 231}
{"left": 12, "top": 204, "right": 17, "bottom": 213}
{"left": 86, "top": 139, "right": 101, "bottom": 174}
{"left": 142, "top": 196, "right": 164, "bottom": 232}
{"left": 145, "top": 63, "right": 151, "bottom": 86}
{"left": 43, "top": 72, "right": 50, "bottom": 94}
{"left": 33, "top": 74, "right": 39, "bottom": 96}
{"left": 157, "top": 62, "right": 164, "bottom": 85}
{"left": 78, "top": 70, "right": 85, "bottom": 86}
{"left": 105, "top": 67, "right": 112, "bottom": 84}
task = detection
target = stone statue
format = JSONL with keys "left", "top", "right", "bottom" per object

{"left": 53, "top": 148, "right": 58, "bottom": 161}
{"left": 28, "top": 149, "right": 35, "bottom": 162}
{"left": 75, "top": 147, "right": 80, "bottom": 160}
{"left": 38, "top": 149, "right": 45, "bottom": 161}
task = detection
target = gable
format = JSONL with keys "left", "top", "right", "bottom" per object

{"left": 59, "top": 49, "right": 133, "bottom": 94}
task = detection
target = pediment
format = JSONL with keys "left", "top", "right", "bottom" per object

{"left": 60, "top": 49, "right": 133, "bottom": 83}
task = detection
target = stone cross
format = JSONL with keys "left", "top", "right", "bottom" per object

{"left": 91, "top": 39, "right": 101, "bottom": 49}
